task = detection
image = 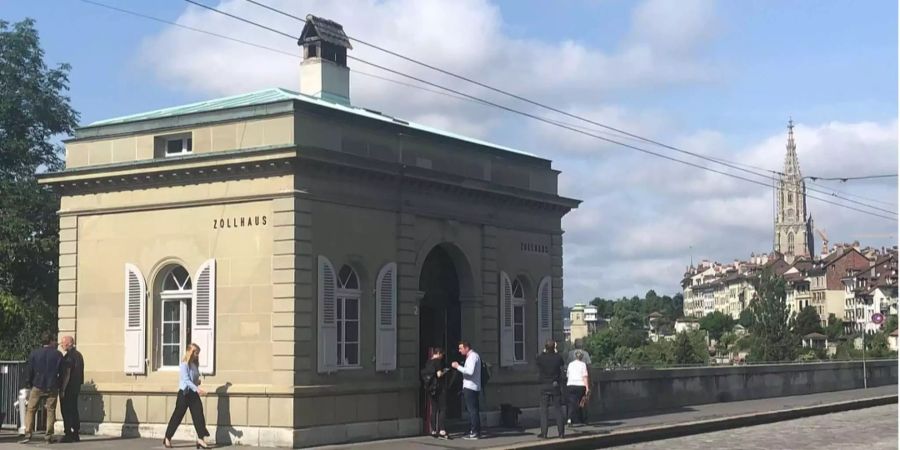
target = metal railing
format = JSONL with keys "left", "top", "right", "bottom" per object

{"left": 590, "top": 356, "right": 899, "bottom": 371}
{"left": 1, "top": 361, "right": 28, "bottom": 429}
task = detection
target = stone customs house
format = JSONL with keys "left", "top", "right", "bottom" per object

{"left": 39, "top": 16, "right": 578, "bottom": 447}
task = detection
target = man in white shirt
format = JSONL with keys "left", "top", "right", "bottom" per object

{"left": 565, "top": 351, "right": 590, "bottom": 425}
{"left": 451, "top": 340, "right": 481, "bottom": 439}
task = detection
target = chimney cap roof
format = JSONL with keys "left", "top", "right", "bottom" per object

{"left": 299, "top": 15, "right": 353, "bottom": 49}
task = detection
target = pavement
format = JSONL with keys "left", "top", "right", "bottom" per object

{"left": 609, "top": 403, "right": 898, "bottom": 450}
{"left": 0, "top": 385, "right": 895, "bottom": 449}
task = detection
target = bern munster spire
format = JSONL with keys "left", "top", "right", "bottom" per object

{"left": 774, "top": 118, "right": 815, "bottom": 262}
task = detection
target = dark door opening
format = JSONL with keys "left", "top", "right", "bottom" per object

{"left": 419, "top": 246, "right": 463, "bottom": 421}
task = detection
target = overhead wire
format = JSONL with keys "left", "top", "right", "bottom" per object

{"left": 77, "top": 0, "right": 898, "bottom": 221}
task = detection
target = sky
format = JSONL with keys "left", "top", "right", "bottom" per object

{"left": 6, "top": 0, "right": 898, "bottom": 303}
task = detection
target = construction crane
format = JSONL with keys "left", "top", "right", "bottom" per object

{"left": 816, "top": 228, "right": 829, "bottom": 256}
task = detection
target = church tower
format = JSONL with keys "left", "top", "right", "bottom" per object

{"left": 774, "top": 119, "right": 814, "bottom": 262}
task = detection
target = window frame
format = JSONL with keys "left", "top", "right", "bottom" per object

{"left": 335, "top": 265, "right": 362, "bottom": 369}
{"left": 511, "top": 279, "right": 526, "bottom": 364}
{"left": 159, "top": 296, "right": 191, "bottom": 370}
{"left": 156, "top": 265, "right": 193, "bottom": 371}
{"left": 162, "top": 133, "right": 193, "bottom": 158}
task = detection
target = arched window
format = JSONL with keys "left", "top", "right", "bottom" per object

{"left": 158, "top": 265, "right": 192, "bottom": 368}
{"left": 787, "top": 192, "right": 793, "bottom": 204}
{"left": 511, "top": 278, "right": 526, "bottom": 362}
{"left": 787, "top": 232, "right": 795, "bottom": 253}
{"left": 336, "top": 265, "right": 361, "bottom": 367}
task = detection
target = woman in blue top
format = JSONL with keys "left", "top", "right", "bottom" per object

{"left": 163, "top": 343, "right": 210, "bottom": 449}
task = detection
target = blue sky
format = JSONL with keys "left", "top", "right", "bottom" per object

{"left": 6, "top": 0, "right": 897, "bottom": 301}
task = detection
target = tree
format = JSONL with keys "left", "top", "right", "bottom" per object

{"left": 699, "top": 311, "right": 735, "bottom": 341}
{"left": 825, "top": 314, "right": 844, "bottom": 341}
{"left": 747, "top": 269, "right": 799, "bottom": 362}
{"left": 885, "top": 315, "right": 898, "bottom": 334}
{"left": 738, "top": 307, "right": 754, "bottom": 329}
{"left": 0, "top": 19, "right": 78, "bottom": 358}
{"left": 867, "top": 331, "right": 894, "bottom": 358}
{"left": 674, "top": 331, "right": 707, "bottom": 365}
{"left": 794, "top": 306, "right": 824, "bottom": 337}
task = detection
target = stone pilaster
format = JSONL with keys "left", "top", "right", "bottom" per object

{"left": 271, "top": 195, "right": 314, "bottom": 387}
{"left": 58, "top": 215, "right": 78, "bottom": 339}
{"left": 396, "top": 212, "right": 418, "bottom": 377}
{"left": 480, "top": 225, "right": 499, "bottom": 366}
{"left": 551, "top": 233, "right": 564, "bottom": 343}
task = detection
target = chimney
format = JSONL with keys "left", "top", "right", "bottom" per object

{"left": 298, "top": 15, "right": 352, "bottom": 105}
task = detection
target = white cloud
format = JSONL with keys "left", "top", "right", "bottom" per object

{"left": 136, "top": 0, "right": 896, "bottom": 305}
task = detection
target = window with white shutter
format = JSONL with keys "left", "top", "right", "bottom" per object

{"left": 537, "top": 276, "right": 552, "bottom": 352}
{"left": 317, "top": 256, "right": 338, "bottom": 373}
{"left": 499, "top": 271, "right": 514, "bottom": 367}
{"left": 192, "top": 259, "right": 216, "bottom": 374}
{"left": 375, "top": 262, "right": 397, "bottom": 372}
{"left": 511, "top": 279, "right": 526, "bottom": 363}
{"left": 124, "top": 263, "right": 147, "bottom": 374}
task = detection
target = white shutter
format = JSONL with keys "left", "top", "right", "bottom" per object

{"left": 375, "top": 262, "right": 397, "bottom": 372}
{"left": 317, "top": 256, "right": 338, "bottom": 373}
{"left": 192, "top": 259, "right": 216, "bottom": 375}
{"left": 499, "top": 271, "right": 514, "bottom": 367}
{"left": 124, "top": 263, "right": 146, "bottom": 374}
{"left": 537, "top": 276, "right": 552, "bottom": 351}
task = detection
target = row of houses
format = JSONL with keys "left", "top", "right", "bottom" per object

{"left": 683, "top": 244, "right": 898, "bottom": 331}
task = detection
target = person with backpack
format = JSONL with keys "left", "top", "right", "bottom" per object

{"left": 421, "top": 348, "right": 450, "bottom": 440}
{"left": 451, "top": 340, "right": 482, "bottom": 440}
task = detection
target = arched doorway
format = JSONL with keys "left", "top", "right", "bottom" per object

{"left": 418, "top": 245, "right": 464, "bottom": 421}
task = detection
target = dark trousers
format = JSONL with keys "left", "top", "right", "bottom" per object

{"left": 539, "top": 387, "right": 564, "bottom": 438}
{"left": 566, "top": 386, "right": 587, "bottom": 423}
{"left": 462, "top": 388, "right": 481, "bottom": 435}
{"left": 428, "top": 393, "right": 446, "bottom": 433}
{"left": 61, "top": 385, "right": 82, "bottom": 436}
{"left": 164, "top": 390, "right": 209, "bottom": 440}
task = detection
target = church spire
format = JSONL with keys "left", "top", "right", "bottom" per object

{"left": 783, "top": 117, "right": 801, "bottom": 178}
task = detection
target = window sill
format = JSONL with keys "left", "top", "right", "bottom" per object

{"left": 157, "top": 366, "right": 180, "bottom": 372}
{"left": 335, "top": 365, "right": 363, "bottom": 371}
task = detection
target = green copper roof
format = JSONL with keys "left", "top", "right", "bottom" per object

{"left": 84, "top": 88, "right": 538, "bottom": 159}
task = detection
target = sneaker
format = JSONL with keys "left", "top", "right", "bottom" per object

{"left": 567, "top": 419, "right": 572, "bottom": 426}
{"left": 438, "top": 431, "right": 450, "bottom": 440}
{"left": 462, "top": 433, "right": 480, "bottom": 440}
{"left": 18, "top": 434, "right": 32, "bottom": 444}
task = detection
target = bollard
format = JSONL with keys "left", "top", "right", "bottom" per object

{"left": 15, "top": 388, "right": 29, "bottom": 435}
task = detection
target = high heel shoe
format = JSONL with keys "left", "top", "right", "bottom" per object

{"left": 162, "top": 438, "right": 173, "bottom": 448}
{"left": 196, "top": 438, "right": 211, "bottom": 449}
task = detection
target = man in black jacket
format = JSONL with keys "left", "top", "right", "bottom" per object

{"left": 535, "top": 340, "right": 565, "bottom": 439}
{"left": 20, "top": 332, "right": 64, "bottom": 444}
{"left": 60, "top": 336, "right": 85, "bottom": 442}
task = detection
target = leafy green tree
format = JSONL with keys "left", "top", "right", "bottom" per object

{"left": 794, "top": 306, "right": 824, "bottom": 337}
{"left": 674, "top": 331, "right": 707, "bottom": 365}
{"left": 738, "top": 306, "right": 755, "bottom": 329}
{"left": 699, "top": 311, "right": 735, "bottom": 341}
{"left": 885, "top": 314, "right": 898, "bottom": 334}
{"left": 0, "top": 19, "right": 78, "bottom": 358}
{"left": 747, "top": 269, "right": 799, "bottom": 362}
{"left": 867, "top": 331, "right": 894, "bottom": 358}
{"left": 824, "top": 314, "right": 844, "bottom": 341}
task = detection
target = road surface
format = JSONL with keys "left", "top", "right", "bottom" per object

{"left": 609, "top": 404, "right": 897, "bottom": 450}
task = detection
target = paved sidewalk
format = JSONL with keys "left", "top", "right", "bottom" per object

{"left": 0, "top": 386, "right": 895, "bottom": 449}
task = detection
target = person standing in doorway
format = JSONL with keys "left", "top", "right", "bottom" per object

{"left": 19, "top": 332, "right": 64, "bottom": 444}
{"left": 451, "top": 340, "right": 481, "bottom": 440}
{"left": 60, "top": 336, "right": 85, "bottom": 442}
{"left": 162, "top": 343, "right": 211, "bottom": 449}
{"left": 536, "top": 340, "right": 565, "bottom": 439}
{"left": 566, "top": 351, "right": 590, "bottom": 426}
{"left": 421, "top": 348, "right": 450, "bottom": 440}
